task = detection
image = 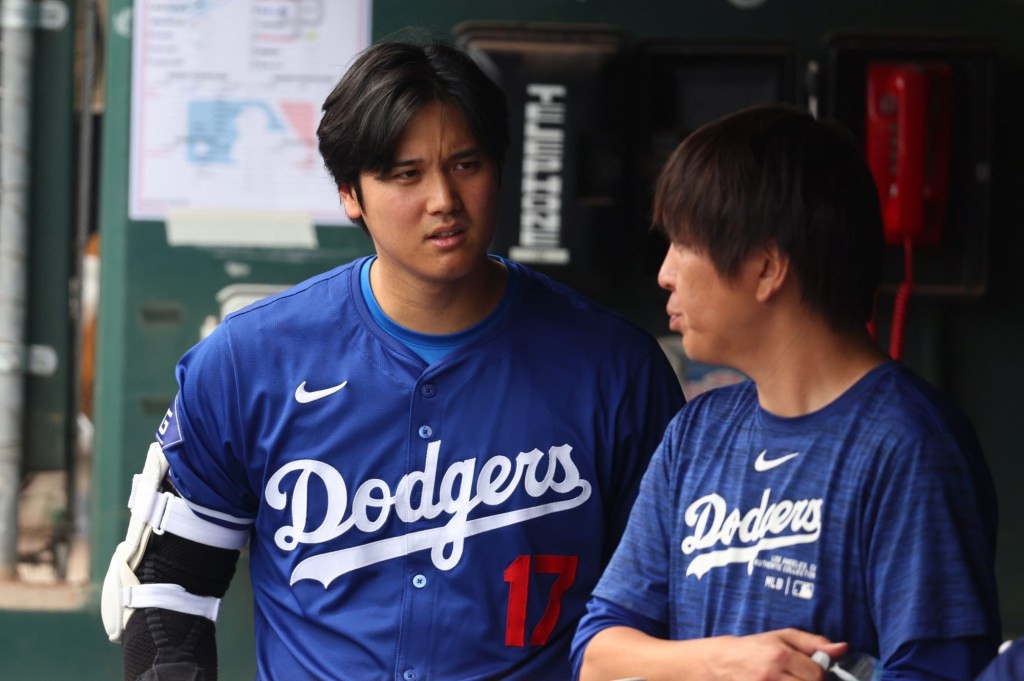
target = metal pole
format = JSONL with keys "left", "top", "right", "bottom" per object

{"left": 66, "top": 0, "right": 98, "bottom": 580}
{"left": 0, "top": 0, "right": 37, "bottom": 579}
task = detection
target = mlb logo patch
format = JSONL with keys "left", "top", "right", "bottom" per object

{"left": 156, "top": 395, "right": 184, "bottom": 448}
{"left": 791, "top": 580, "right": 815, "bottom": 600}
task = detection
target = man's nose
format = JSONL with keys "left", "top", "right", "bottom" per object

{"left": 427, "top": 172, "right": 461, "bottom": 215}
{"left": 657, "top": 248, "right": 676, "bottom": 291}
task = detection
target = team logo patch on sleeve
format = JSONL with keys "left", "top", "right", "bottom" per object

{"left": 156, "top": 395, "right": 184, "bottom": 448}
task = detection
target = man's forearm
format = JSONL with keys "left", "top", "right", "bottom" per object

{"left": 581, "top": 626, "right": 706, "bottom": 681}
{"left": 580, "top": 626, "right": 847, "bottom": 681}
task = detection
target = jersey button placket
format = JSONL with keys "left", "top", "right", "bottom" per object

{"left": 405, "top": 393, "right": 438, "bottom": 675}
{"left": 405, "top": 386, "right": 438, "bottom": 676}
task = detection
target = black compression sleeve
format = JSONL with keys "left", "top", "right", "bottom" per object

{"left": 122, "top": 531, "right": 240, "bottom": 681}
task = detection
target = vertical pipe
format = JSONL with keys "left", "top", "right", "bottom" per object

{"left": 67, "top": 0, "right": 98, "bottom": 580}
{"left": 0, "top": 0, "right": 36, "bottom": 579}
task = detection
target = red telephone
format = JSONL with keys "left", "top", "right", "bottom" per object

{"left": 865, "top": 62, "right": 953, "bottom": 246}
{"left": 864, "top": 61, "right": 953, "bottom": 359}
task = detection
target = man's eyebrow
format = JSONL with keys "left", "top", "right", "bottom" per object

{"left": 389, "top": 158, "right": 421, "bottom": 170}
{"left": 385, "top": 147, "right": 483, "bottom": 171}
{"left": 450, "top": 147, "right": 483, "bottom": 161}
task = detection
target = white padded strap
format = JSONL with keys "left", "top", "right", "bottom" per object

{"left": 129, "top": 481, "right": 248, "bottom": 550}
{"left": 122, "top": 583, "right": 222, "bottom": 622}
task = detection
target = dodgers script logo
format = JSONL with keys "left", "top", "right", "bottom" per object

{"left": 266, "top": 440, "right": 591, "bottom": 587}
{"left": 681, "top": 488, "right": 823, "bottom": 579}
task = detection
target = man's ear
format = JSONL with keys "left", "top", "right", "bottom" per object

{"left": 338, "top": 184, "right": 363, "bottom": 222}
{"left": 755, "top": 241, "right": 791, "bottom": 303}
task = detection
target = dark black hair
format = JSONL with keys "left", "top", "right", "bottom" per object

{"left": 316, "top": 39, "right": 510, "bottom": 230}
{"left": 652, "top": 103, "right": 884, "bottom": 332}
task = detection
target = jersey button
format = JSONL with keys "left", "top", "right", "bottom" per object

{"left": 403, "top": 670, "right": 416, "bottom": 681}
{"left": 412, "top": 574, "right": 427, "bottom": 588}
{"left": 417, "top": 425, "right": 432, "bottom": 439}
{"left": 421, "top": 384, "right": 436, "bottom": 398}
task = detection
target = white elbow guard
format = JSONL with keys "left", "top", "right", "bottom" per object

{"left": 101, "top": 442, "right": 249, "bottom": 643}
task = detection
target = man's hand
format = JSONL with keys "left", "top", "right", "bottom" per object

{"left": 694, "top": 628, "right": 848, "bottom": 681}
{"left": 581, "top": 626, "right": 848, "bottom": 681}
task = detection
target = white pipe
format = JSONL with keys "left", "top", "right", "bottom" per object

{"left": 0, "top": 0, "right": 37, "bottom": 579}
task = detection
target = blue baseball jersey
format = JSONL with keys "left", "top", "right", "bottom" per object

{"left": 577, "top": 362, "right": 1000, "bottom": 671}
{"left": 156, "top": 256, "right": 684, "bottom": 681}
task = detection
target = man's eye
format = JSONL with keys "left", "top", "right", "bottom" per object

{"left": 454, "top": 160, "right": 478, "bottom": 172}
{"left": 392, "top": 169, "right": 418, "bottom": 180}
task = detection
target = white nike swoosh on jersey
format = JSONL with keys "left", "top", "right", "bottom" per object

{"left": 753, "top": 449, "right": 801, "bottom": 472}
{"left": 294, "top": 380, "right": 348, "bottom": 404}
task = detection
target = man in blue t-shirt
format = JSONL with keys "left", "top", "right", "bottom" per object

{"left": 572, "top": 104, "right": 1001, "bottom": 680}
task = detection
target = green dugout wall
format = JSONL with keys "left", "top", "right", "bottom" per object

{"left": 5, "top": 1, "right": 1024, "bottom": 678}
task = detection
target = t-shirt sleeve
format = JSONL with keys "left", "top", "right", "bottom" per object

{"left": 865, "top": 430, "right": 1001, "bottom": 664}
{"left": 570, "top": 595, "right": 668, "bottom": 681}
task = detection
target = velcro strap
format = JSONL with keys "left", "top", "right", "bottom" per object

{"left": 122, "top": 583, "right": 222, "bottom": 622}
{"left": 129, "top": 480, "right": 248, "bottom": 550}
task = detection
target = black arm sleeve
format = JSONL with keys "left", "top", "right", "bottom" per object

{"left": 122, "top": 530, "right": 240, "bottom": 681}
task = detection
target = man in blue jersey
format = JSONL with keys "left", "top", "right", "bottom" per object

{"left": 101, "top": 40, "right": 684, "bottom": 680}
{"left": 572, "top": 104, "right": 1001, "bottom": 680}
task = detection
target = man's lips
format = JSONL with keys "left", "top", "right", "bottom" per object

{"left": 428, "top": 225, "right": 464, "bottom": 239}
{"left": 427, "top": 225, "right": 468, "bottom": 249}
{"left": 666, "top": 309, "right": 681, "bottom": 330}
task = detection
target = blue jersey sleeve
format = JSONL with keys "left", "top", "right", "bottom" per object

{"left": 600, "top": 342, "right": 684, "bottom": 561}
{"left": 590, "top": 414, "right": 681, "bottom": 622}
{"left": 160, "top": 321, "right": 258, "bottom": 526}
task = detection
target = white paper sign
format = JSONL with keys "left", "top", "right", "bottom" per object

{"left": 129, "top": 0, "right": 371, "bottom": 227}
